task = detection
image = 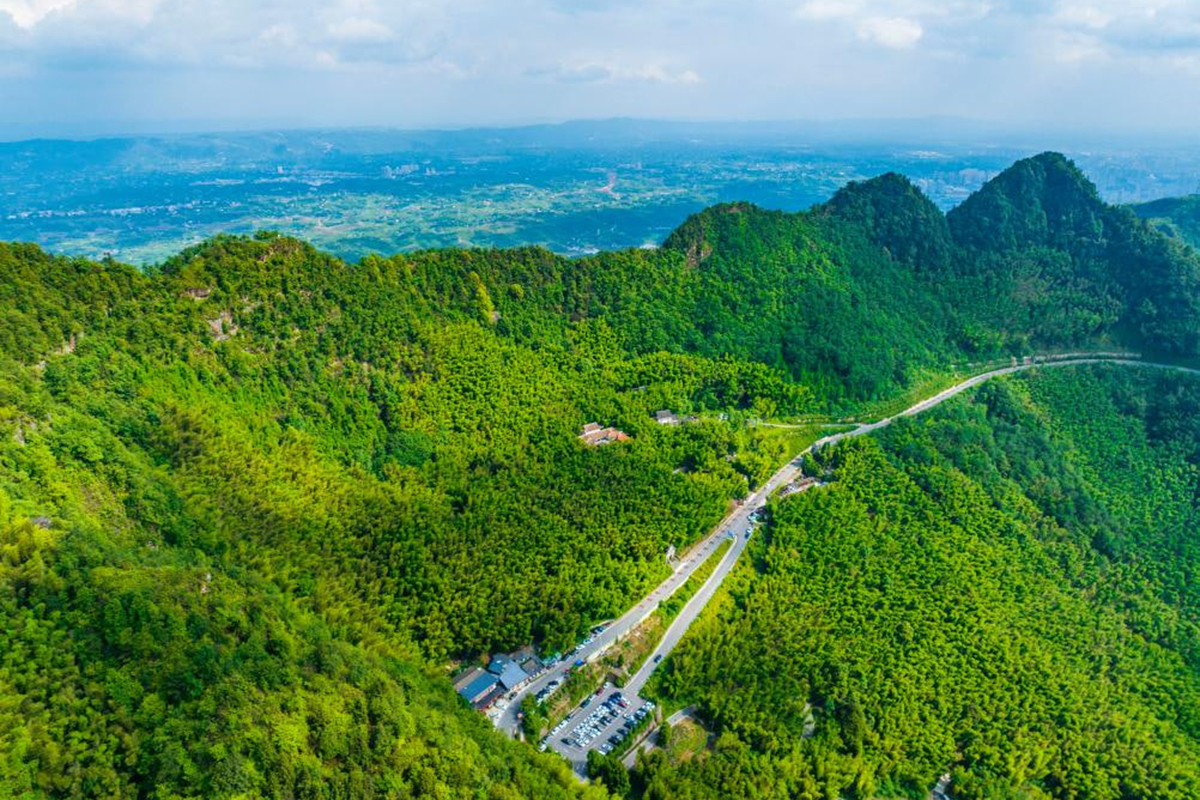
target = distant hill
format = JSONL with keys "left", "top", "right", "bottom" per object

{"left": 946, "top": 152, "right": 1200, "bottom": 355}
{"left": 1133, "top": 194, "right": 1200, "bottom": 249}
{"left": 661, "top": 152, "right": 1200, "bottom": 363}
{"left": 6, "top": 127, "right": 1200, "bottom": 266}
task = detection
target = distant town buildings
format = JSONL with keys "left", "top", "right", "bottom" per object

{"left": 579, "top": 422, "right": 630, "bottom": 446}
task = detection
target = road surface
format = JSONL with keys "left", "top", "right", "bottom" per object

{"left": 490, "top": 494, "right": 766, "bottom": 735}
{"left": 504, "top": 354, "right": 1200, "bottom": 765}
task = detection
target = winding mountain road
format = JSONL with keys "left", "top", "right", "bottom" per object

{"left": 501, "top": 353, "right": 1200, "bottom": 765}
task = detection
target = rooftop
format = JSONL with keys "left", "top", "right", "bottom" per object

{"left": 458, "top": 671, "right": 501, "bottom": 703}
{"left": 497, "top": 661, "right": 529, "bottom": 691}
{"left": 579, "top": 423, "right": 630, "bottom": 446}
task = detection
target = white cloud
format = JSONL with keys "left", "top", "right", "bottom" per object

{"left": 1054, "top": 5, "right": 1113, "bottom": 30}
{"left": 3, "top": 0, "right": 1200, "bottom": 134}
{"left": 531, "top": 58, "right": 701, "bottom": 84}
{"left": 259, "top": 23, "right": 300, "bottom": 48}
{"left": 857, "top": 15, "right": 923, "bottom": 48}
{"left": 794, "top": 0, "right": 862, "bottom": 21}
{"left": 622, "top": 62, "right": 701, "bottom": 83}
{"left": 327, "top": 17, "right": 393, "bottom": 44}
{"left": 0, "top": 0, "right": 73, "bottom": 29}
{"left": 1041, "top": 30, "right": 1109, "bottom": 64}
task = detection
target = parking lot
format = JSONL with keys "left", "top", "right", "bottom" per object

{"left": 541, "top": 685, "right": 655, "bottom": 771}
{"left": 532, "top": 508, "right": 770, "bottom": 775}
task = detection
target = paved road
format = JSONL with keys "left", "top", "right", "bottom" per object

{"left": 497, "top": 432, "right": 819, "bottom": 732}
{"left": 492, "top": 489, "right": 774, "bottom": 735}
{"left": 505, "top": 354, "right": 1200, "bottom": 761}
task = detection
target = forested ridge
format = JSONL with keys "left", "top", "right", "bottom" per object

{"left": 1, "top": 152, "right": 1199, "bottom": 798}
{"left": 639, "top": 365, "right": 1200, "bottom": 800}
{"left": 1134, "top": 194, "right": 1200, "bottom": 250}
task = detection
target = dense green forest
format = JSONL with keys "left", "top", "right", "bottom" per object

{"left": 2, "top": 152, "right": 1199, "bottom": 798}
{"left": 641, "top": 365, "right": 1200, "bottom": 800}
{"left": 1133, "top": 194, "right": 1200, "bottom": 249}
{"left": 0, "top": 237, "right": 813, "bottom": 798}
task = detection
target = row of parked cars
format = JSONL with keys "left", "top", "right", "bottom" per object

{"left": 597, "top": 696, "right": 656, "bottom": 756}
{"left": 559, "top": 691, "right": 657, "bottom": 756}
{"left": 538, "top": 706, "right": 578, "bottom": 752}
{"left": 533, "top": 677, "right": 561, "bottom": 704}
{"left": 561, "top": 691, "right": 627, "bottom": 751}
{"left": 568, "top": 624, "right": 607, "bottom": 659}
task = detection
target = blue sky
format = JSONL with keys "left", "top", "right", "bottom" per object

{"left": 2, "top": 0, "right": 1200, "bottom": 137}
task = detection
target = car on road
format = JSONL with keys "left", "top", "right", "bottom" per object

{"left": 653, "top": 653, "right": 663, "bottom": 663}
{"left": 580, "top": 697, "right": 591, "bottom": 708}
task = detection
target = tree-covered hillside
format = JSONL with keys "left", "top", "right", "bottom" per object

{"left": 642, "top": 365, "right": 1200, "bottom": 800}
{"left": 2, "top": 152, "right": 1199, "bottom": 798}
{"left": 946, "top": 154, "right": 1200, "bottom": 355}
{"left": 657, "top": 153, "right": 1200, "bottom": 376}
{"left": 0, "top": 237, "right": 805, "bottom": 798}
{"left": 1133, "top": 194, "right": 1200, "bottom": 250}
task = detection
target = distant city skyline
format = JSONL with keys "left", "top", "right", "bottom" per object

{"left": 2, "top": 0, "right": 1200, "bottom": 139}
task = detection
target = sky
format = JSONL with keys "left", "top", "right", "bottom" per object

{"left": 2, "top": 0, "right": 1200, "bottom": 138}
